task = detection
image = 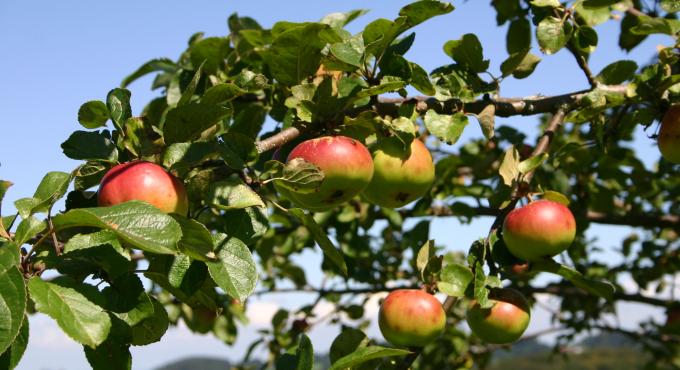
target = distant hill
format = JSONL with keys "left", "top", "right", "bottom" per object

{"left": 154, "top": 333, "right": 644, "bottom": 370}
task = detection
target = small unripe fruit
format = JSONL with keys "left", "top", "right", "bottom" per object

{"left": 362, "top": 138, "right": 435, "bottom": 208}
{"left": 503, "top": 200, "right": 576, "bottom": 262}
{"left": 281, "top": 136, "right": 374, "bottom": 211}
{"left": 379, "top": 289, "right": 446, "bottom": 347}
{"left": 466, "top": 288, "right": 530, "bottom": 344}
{"left": 98, "top": 161, "right": 189, "bottom": 215}
{"left": 658, "top": 105, "right": 680, "bottom": 163}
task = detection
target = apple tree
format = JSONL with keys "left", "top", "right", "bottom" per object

{"left": 1, "top": 1, "right": 679, "bottom": 369}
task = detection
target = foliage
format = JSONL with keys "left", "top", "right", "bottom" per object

{"left": 1, "top": 0, "right": 679, "bottom": 369}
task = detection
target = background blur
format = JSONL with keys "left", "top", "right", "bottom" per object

{"left": 0, "top": 1, "right": 675, "bottom": 369}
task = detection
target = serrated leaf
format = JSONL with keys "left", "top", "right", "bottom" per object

{"left": 163, "top": 103, "right": 232, "bottom": 145}
{"left": 330, "top": 329, "right": 369, "bottom": 364}
{"left": 28, "top": 278, "right": 111, "bottom": 348}
{"left": 106, "top": 88, "right": 132, "bottom": 132}
{"left": 398, "top": 1, "right": 454, "bottom": 28}
{"left": 0, "top": 181, "right": 12, "bottom": 239}
{"left": 53, "top": 201, "right": 181, "bottom": 255}
{"left": 320, "top": 9, "right": 369, "bottom": 29}
{"left": 443, "top": 33, "right": 489, "bottom": 73}
{"left": 289, "top": 208, "right": 348, "bottom": 276}
{"left": 536, "top": 16, "right": 570, "bottom": 54}
{"left": 190, "top": 37, "right": 231, "bottom": 75}
{"left": 409, "top": 62, "right": 435, "bottom": 95}
{"left": 518, "top": 153, "right": 549, "bottom": 174}
{"left": 424, "top": 110, "right": 468, "bottom": 144}
{"left": 437, "top": 263, "right": 473, "bottom": 297}
{"left": 63, "top": 230, "right": 130, "bottom": 279}
{"left": 78, "top": 101, "right": 110, "bottom": 129}
{"left": 121, "top": 58, "right": 177, "bottom": 88}
{"left": 266, "top": 158, "right": 325, "bottom": 194}
{"left": 171, "top": 215, "right": 215, "bottom": 261}
{"left": 84, "top": 339, "right": 132, "bottom": 370}
{"left": 329, "top": 346, "right": 411, "bottom": 370}
{"left": 206, "top": 178, "right": 265, "bottom": 211}
{"left": 499, "top": 145, "right": 520, "bottom": 186}
{"left": 206, "top": 234, "right": 258, "bottom": 302}
{"left": 0, "top": 315, "right": 28, "bottom": 370}
{"left": 595, "top": 60, "right": 637, "bottom": 84}
{"left": 0, "top": 245, "right": 25, "bottom": 355}
{"left": 177, "top": 62, "right": 204, "bottom": 107}
{"left": 201, "top": 83, "right": 245, "bottom": 105}
{"left": 532, "top": 259, "right": 615, "bottom": 300}
{"left": 277, "top": 334, "right": 314, "bottom": 370}
{"left": 356, "top": 77, "right": 406, "bottom": 98}
{"left": 129, "top": 296, "right": 168, "bottom": 346}
{"left": 61, "top": 131, "right": 118, "bottom": 161}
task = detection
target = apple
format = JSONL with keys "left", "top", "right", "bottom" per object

{"left": 466, "top": 288, "right": 531, "bottom": 344}
{"left": 502, "top": 200, "right": 576, "bottom": 262}
{"left": 658, "top": 105, "right": 680, "bottom": 164}
{"left": 361, "top": 137, "right": 435, "bottom": 208}
{"left": 379, "top": 289, "right": 446, "bottom": 347}
{"left": 280, "top": 136, "right": 374, "bottom": 211}
{"left": 98, "top": 161, "right": 189, "bottom": 215}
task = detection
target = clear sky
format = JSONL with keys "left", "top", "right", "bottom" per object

{"left": 0, "top": 1, "right": 676, "bottom": 369}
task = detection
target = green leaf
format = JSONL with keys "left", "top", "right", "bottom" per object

{"left": 356, "top": 76, "right": 407, "bottom": 98}
{"left": 619, "top": 13, "right": 647, "bottom": 51}
{"left": 289, "top": 208, "right": 348, "bottom": 276}
{"left": 437, "top": 263, "right": 473, "bottom": 297}
{"left": 661, "top": 0, "right": 680, "bottom": 12}
{"left": 61, "top": 131, "right": 118, "bottom": 161}
{"left": 536, "top": 16, "right": 570, "bottom": 54}
{"left": 206, "top": 178, "right": 265, "bottom": 211}
{"left": 518, "top": 153, "right": 549, "bottom": 174}
{"left": 0, "top": 316, "right": 28, "bottom": 370}
{"left": 329, "top": 346, "right": 411, "bottom": 370}
{"left": 630, "top": 15, "right": 680, "bottom": 35}
{"left": 511, "top": 52, "right": 541, "bottom": 79}
{"left": 190, "top": 37, "right": 231, "bottom": 75}
{"left": 177, "top": 63, "right": 204, "bottom": 107}
{"left": 409, "top": 62, "right": 435, "bottom": 95}
{"left": 78, "top": 101, "right": 110, "bottom": 129}
{"left": 53, "top": 201, "right": 182, "bottom": 255}
{"left": 0, "top": 181, "right": 12, "bottom": 239}
{"left": 13, "top": 217, "right": 46, "bottom": 245}
{"left": 423, "top": 110, "right": 469, "bottom": 144}
{"left": 398, "top": 1, "right": 455, "bottom": 28}
{"left": 129, "top": 296, "right": 169, "bottom": 346}
{"left": 172, "top": 215, "right": 216, "bottom": 261}
{"left": 532, "top": 259, "right": 615, "bottom": 300}
{"left": 498, "top": 145, "right": 520, "bottom": 186}
{"left": 572, "top": 26, "right": 598, "bottom": 54}
{"left": 330, "top": 329, "right": 369, "bottom": 364}
{"left": 320, "top": 9, "right": 369, "bottom": 29}
{"left": 62, "top": 230, "right": 130, "bottom": 279}
{"left": 595, "top": 60, "right": 637, "bottom": 84}
{"left": 84, "top": 339, "right": 131, "bottom": 370}
{"left": 14, "top": 171, "right": 72, "bottom": 219}
{"left": 329, "top": 42, "right": 363, "bottom": 69}
{"left": 507, "top": 18, "right": 531, "bottom": 54}
{"left": 201, "top": 83, "right": 245, "bottom": 105}
{"left": 163, "top": 103, "right": 231, "bottom": 145}
{"left": 162, "top": 142, "right": 221, "bottom": 169}
{"left": 121, "top": 58, "right": 177, "bottom": 88}
{"left": 443, "top": 33, "right": 489, "bottom": 72}
{"left": 206, "top": 233, "right": 258, "bottom": 302}
{"left": 416, "top": 240, "right": 435, "bottom": 281}
{"left": 265, "top": 159, "right": 325, "bottom": 194}
{"left": 28, "top": 277, "right": 111, "bottom": 347}
{"left": 531, "top": 0, "right": 561, "bottom": 7}
{"left": 220, "top": 208, "right": 268, "bottom": 246}
{"left": 475, "top": 104, "right": 495, "bottom": 139}
{"left": 266, "top": 23, "right": 341, "bottom": 86}
{"left": 582, "top": 0, "right": 620, "bottom": 7}
{"left": 122, "top": 117, "right": 161, "bottom": 157}
{"left": 541, "top": 190, "right": 570, "bottom": 205}
{"left": 106, "top": 88, "right": 132, "bottom": 132}
{"left": 0, "top": 245, "right": 25, "bottom": 355}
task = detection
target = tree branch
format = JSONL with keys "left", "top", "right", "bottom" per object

{"left": 567, "top": 43, "right": 598, "bottom": 89}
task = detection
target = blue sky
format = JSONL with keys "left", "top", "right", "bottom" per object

{"left": 0, "top": 1, "right": 676, "bottom": 369}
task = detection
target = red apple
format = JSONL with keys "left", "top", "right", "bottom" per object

{"left": 280, "top": 136, "right": 374, "bottom": 211}
{"left": 379, "top": 289, "right": 446, "bottom": 347}
{"left": 466, "top": 288, "right": 531, "bottom": 344}
{"left": 502, "top": 200, "right": 576, "bottom": 262}
{"left": 98, "top": 161, "right": 189, "bottom": 215}
{"left": 361, "top": 137, "right": 435, "bottom": 208}
{"left": 658, "top": 105, "right": 680, "bottom": 164}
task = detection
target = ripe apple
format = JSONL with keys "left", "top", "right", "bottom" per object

{"left": 466, "top": 288, "right": 531, "bottom": 344}
{"left": 379, "top": 289, "right": 446, "bottom": 347}
{"left": 658, "top": 105, "right": 680, "bottom": 163}
{"left": 361, "top": 137, "right": 435, "bottom": 208}
{"left": 280, "top": 136, "right": 374, "bottom": 211}
{"left": 98, "top": 161, "right": 189, "bottom": 215}
{"left": 502, "top": 200, "right": 576, "bottom": 261}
